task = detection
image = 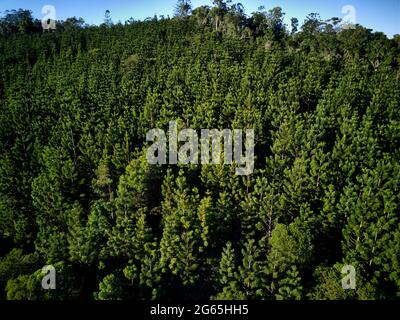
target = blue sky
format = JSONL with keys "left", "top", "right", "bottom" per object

{"left": 0, "top": 0, "right": 399, "bottom": 37}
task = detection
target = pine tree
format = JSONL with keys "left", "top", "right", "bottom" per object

{"left": 159, "top": 170, "right": 204, "bottom": 286}
{"left": 236, "top": 239, "right": 265, "bottom": 299}
{"left": 214, "top": 242, "right": 244, "bottom": 300}
{"left": 95, "top": 273, "right": 124, "bottom": 300}
{"left": 275, "top": 265, "right": 302, "bottom": 300}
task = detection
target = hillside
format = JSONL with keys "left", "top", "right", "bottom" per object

{"left": 0, "top": 3, "right": 399, "bottom": 300}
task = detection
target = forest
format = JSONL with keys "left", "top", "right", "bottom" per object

{"left": 0, "top": 0, "right": 399, "bottom": 300}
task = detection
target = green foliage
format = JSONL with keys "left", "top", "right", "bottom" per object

{"left": 309, "top": 263, "right": 377, "bottom": 300}
{"left": 95, "top": 273, "right": 124, "bottom": 300}
{"left": 268, "top": 219, "right": 314, "bottom": 272}
{"left": 0, "top": 1, "right": 399, "bottom": 301}
{"left": 275, "top": 266, "right": 302, "bottom": 300}
{"left": 5, "top": 262, "right": 82, "bottom": 300}
{"left": 0, "top": 249, "right": 40, "bottom": 298}
{"left": 214, "top": 242, "right": 244, "bottom": 300}
{"left": 175, "top": 1, "right": 192, "bottom": 18}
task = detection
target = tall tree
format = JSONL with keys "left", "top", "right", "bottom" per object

{"left": 175, "top": 0, "right": 192, "bottom": 18}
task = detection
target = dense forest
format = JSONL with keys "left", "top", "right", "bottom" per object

{"left": 0, "top": 0, "right": 399, "bottom": 300}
